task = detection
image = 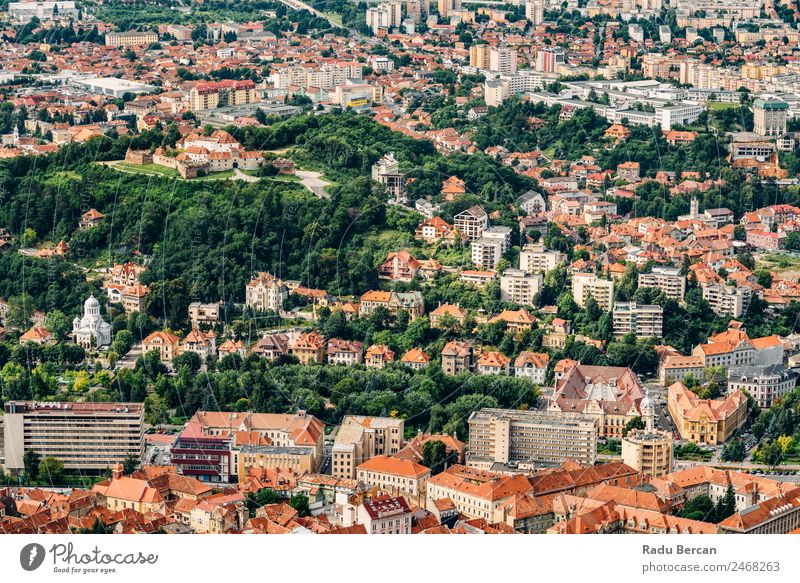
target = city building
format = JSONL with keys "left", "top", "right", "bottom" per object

{"left": 355, "top": 455, "right": 430, "bottom": 500}
{"left": 188, "top": 302, "right": 222, "bottom": 326}
{"left": 453, "top": 206, "right": 488, "bottom": 241}
{"left": 188, "top": 80, "right": 256, "bottom": 111}
{"left": 245, "top": 272, "right": 287, "bottom": 313}
{"left": 519, "top": 243, "right": 566, "bottom": 274}
{"left": 621, "top": 392, "right": 673, "bottom": 479}
{"left": 548, "top": 364, "right": 645, "bottom": 438}
{"left": 753, "top": 98, "right": 788, "bottom": 137}
{"left": 727, "top": 364, "right": 798, "bottom": 409}
{"left": 513, "top": 351, "right": 549, "bottom": 384}
{"left": 332, "top": 416, "right": 404, "bottom": 479}
{"left": 638, "top": 267, "right": 686, "bottom": 301}
{"left": 8, "top": 1, "right": 77, "bottom": 22}
{"left": 105, "top": 31, "right": 159, "bottom": 47}
{"left": 441, "top": 341, "right": 475, "bottom": 374}
{"left": 142, "top": 331, "right": 181, "bottom": 365}
{"left": 572, "top": 273, "right": 615, "bottom": 311}
{"left": 701, "top": 283, "right": 752, "bottom": 318}
{"left": 72, "top": 295, "right": 112, "bottom": 349}
{"left": 353, "top": 495, "right": 412, "bottom": 534}
{"left": 2, "top": 401, "right": 144, "bottom": 475}
{"left": 371, "top": 152, "right": 406, "bottom": 202}
{"left": 612, "top": 302, "right": 664, "bottom": 338}
{"left": 500, "top": 269, "right": 543, "bottom": 306}
{"left": 467, "top": 408, "right": 597, "bottom": 468}
{"left": 667, "top": 382, "right": 748, "bottom": 445}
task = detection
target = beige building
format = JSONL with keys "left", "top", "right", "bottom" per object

{"left": 426, "top": 465, "right": 533, "bottom": 522}
{"left": 701, "top": 283, "right": 751, "bottom": 318}
{"left": 753, "top": 98, "right": 788, "bottom": 137}
{"left": 245, "top": 272, "right": 287, "bottom": 313}
{"left": 105, "top": 31, "right": 158, "bottom": 47}
{"left": 332, "top": 416, "right": 405, "bottom": 479}
{"left": 613, "top": 302, "right": 663, "bottom": 338}
{"left": 500, "top": 269, "right": 543, "bottom": 306}
{"left": 622, "top": 429, "right": 673, "bottom": 479}
{"left": 519, "top": 243, "right": 566, "bottom": 274}
{"left": 188, "top": 79, "right": 256, "bottom": 111}
{"left": 667, "top": 382, "right": 748, "bottom": 445}
{"left": 467, "top": 408, "right": 597, "bottom": 468}
{"left": 143, "top": 330, "right": 181, "bottom": 365}
{"left": 441, "top": 341, "right": 475, "bottom": 375}
{"left": 621, "top": 392, "right": 673, "bottom": 479}
{"left": 355, "top": 455, "right": 430, "bottom": 501}
{"left": 3, "top": 401, "right": 144, "bottom": 474}
{"left": 572, "top": 273, "right": 615, "bottom": 311}
{"left": 237, "top": 445, "right": 318, "bottom": 479}
{"left": 638, "top": 267, "right": 686, "bottom": 301}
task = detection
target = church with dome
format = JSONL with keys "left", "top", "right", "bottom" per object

{"left": 72, "top": 295, "right": 112, "bottom": 349}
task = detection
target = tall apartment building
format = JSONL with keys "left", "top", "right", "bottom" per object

{"left": 332, "top": 416, "right": 405, "bottom": 479}
{"left": 453, "top": 206, "right": 488, "bottom": 241}
{"left": 371, "top": 152, "right": 405, "bottom": 202}
{"left": 366, "top": 0, "right": 402, "bottom": 33}
{"left": 405, "top": 0, "right": 425, "bottom": 23}
{"left": 638, "top": 266, "right": 686, "bottom": 301}
{"left": 489, "top": 47, "right": 518, "bottom": 75}
{"left": 753, "top": 98, "right": 788, "bottom": 137}
{"left": 245, "top": 272, "right": 287, "bottom": 313}
{"left": 467, "top": 408, "right": 597, "bottom": 468}
{"left": 188, "top": 79, "right": 256, "bottom": 111}
{"left": 470, "top": 226, "right": 511, "bottom": 270}
{"left": 571, "top": 273, "right": 615, "bottom": 312}
{"left": 519, "top": 243, "right": 565, "bottom": 274}
{"left": 3, "top": 401, "right": 144, "bottom": 475}
{"left": 270, "top": 63, "right": 363, "bottom": 91}
{"left": 622, "top": 428, "right": 673, "bottom": 479}
{"left": 105, "top": 31, "right": 158, "bottom": 48}
{"left": 524, "top": 0, "right": 544, "bottom": 25}
{"left": 437, "top": 0, "right": 461, "bottom": 18}
{"left": 621, "top": 392, "right": 673, "bottom": 479}
{"left": 500, "top": 269, "right": 543, "bottom": 306}
{"left": 612, "top": 302, "right": 664, "bottom": 338}
{"left": 701, "top": 283, "right": 752, "bottom": 318}
{"left": 536, "top": 46, "right": 565, "bottom": 73}
{"left": 469, "top": 44, "right": 490, "bottom": 69}
{"left": 471, "top": 237, "right": 504, "bottom": 269}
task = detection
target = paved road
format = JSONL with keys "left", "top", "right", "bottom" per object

{"left": 233, "top": 168, "right": 260, "bottom": 183}
{"left": 296, "top": 170, "right": 331, "bottom": 198}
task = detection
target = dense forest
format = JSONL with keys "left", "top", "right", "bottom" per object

{"left": 0, "top": 112, "right": 535, "bottom": 327}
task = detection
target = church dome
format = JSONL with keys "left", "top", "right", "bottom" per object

{"left": 84, "top": 295, "right": 100, "bottom": 310}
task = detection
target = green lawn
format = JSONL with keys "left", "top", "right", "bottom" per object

{"left": 115, "top": 162, "right": 179, "bottom": 178}
{"left": 708, "top": 101, "right": 740, "bottom": 111}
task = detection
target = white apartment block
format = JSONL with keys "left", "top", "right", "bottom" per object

{"left": 519, "top": 243, "right": 566, "bottom": 274}
{"left": 500, "top": 269, "right": 543, "bottom": 306}
{"left": 572, "top": 273, "right": 615, "bottom": 312}
{"left": 489, "top": 47, "right": 518, "bottom": 74}
{"left": 269, "top": 63, "right": 363, "bottom": 91}
{"left": 471, "top": 237, "right": 504, "bottom": 269}
{"left": 613, "top": 302, "right": 664, "bottom": 338}
{"left": 453, "top": 206, "right": 489, "bottom": 241}
{"left": 638, "top": 267, "right": 686, "bottom": 301}
{"left": 701, "top": 283, "right": 752, "bottom": 318}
